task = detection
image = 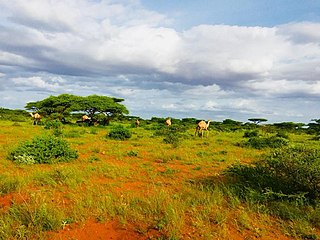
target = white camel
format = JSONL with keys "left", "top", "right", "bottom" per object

{"left": 29, "top": 112, "right": 41, "bottom": 125}
{"left": 135, "top": 119, "right": 140, "bottom": 128}
{"left": 195, "top": 120, "right": 212, "bottom": 138}
{"left": 165, "top": 118, "right": 172, "bottom": 126}
{"left": 82, "top": 114, "right": 90, "bottom": 122}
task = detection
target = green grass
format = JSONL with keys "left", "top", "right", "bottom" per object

{"left": 0, "top": 120, "right": 319, "bottom": 239}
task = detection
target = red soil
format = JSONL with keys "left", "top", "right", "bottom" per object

{"left": 48, "top": 219, "right": 155, "bottom": 240}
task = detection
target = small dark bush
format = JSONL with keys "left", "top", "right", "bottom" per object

{"left": 108, "top": 125, "right": 131, "bottom": 140}
{"left": 276, "top": 131, "right": 289, "bottom": 139}
{"left": 44, "top": 120, "right": 62, "bottom": 129}
{"left": 243, "top": 136, "right": 289, "bottom": 149}
{"left": 8, "top": 135, "right": 78, "bottom": 164}
{"left": 163, "top": 132, "right": 180, "bottom": 147}
{"left": 158, "top": 125, "right": 187, "bottom": 148}
{"left": 44, "top": 120, "right": 63, "bottom": 136}
{"left": 243, "top": 130, "right": 259, "bottom": 138}
{"left": 127, "top": 150, "right": 138, "bottom": 157}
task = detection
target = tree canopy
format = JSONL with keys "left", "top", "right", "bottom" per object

{"left": 248, "top": 118, "right": 268, "bottom": 124}
{"left": 25, "top": 94, "right": 129, "bottom": 122}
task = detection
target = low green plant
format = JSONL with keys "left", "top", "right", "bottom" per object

{"left": 108, "top": 125, "right": 132, "bottom": 140}
{"left": 127, "top": 150, "right": 138, "bottom": 157}
{"left": 163, "top": 132, "right": 180, "bottom": 147}
{"left": 9, "top": 193, "right": 66, "bottom": 234}
{"left": 226, "top": 145, "right": 320, "bottom": 202}
{"left": 8, "top": 134, "right": 78, "bottom": 164}
{"left": 276, "top": 131, "right": 289, "bottom": 139}
{"left": 89, "top": 155, "right": 100, "bottom": 162}
{"left": 43, "top": 120, "right": 62, "bottom": 130}
{"left": 243, "top": 130, "right": 259, "bottom": 138}
{"left": 34, "top": 168, "right": 85, "bottom": 188}
{"left": 241, "top": 136, "right": 289, "bottom": 149}
{"left": 0, "top": 175, "right": 22, "bottom": 195}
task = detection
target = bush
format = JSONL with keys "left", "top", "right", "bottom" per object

{"left": 108, "top": 125, "right": 131, "bottom": 140}
{"left": 243, "top": 130, "right": 259, "bottom": 138}
{"left": 8, "top": 135, "right": 78, "bottom": 164}
{"left": 44, "top": 120, "right": 62, "bottom": 130}
{"left": 276, "top": 131, "right": 289, "bottom": 139}
{"left": 127, "top": 150, "right": 138, "bottom": 157}
{"left": 226, "top": 145, "right": 320, "bottom": 201}
{"left": 44, "top": 120, "right": 63, "bottom": 137}
{"left": 242, "top": 136, "right": 289, "bottom": 149}
{"left": 163, "top": 132, "right": 180, "bottom": 147}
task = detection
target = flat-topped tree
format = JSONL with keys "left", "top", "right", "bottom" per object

{"left": 309, "top": 119, "right": 320, "bottom": 135}
{"left": 25, "top": 94, "right": 129, "bottom": 124}
{"left": 73, "top": 95, "right": 129, "bottom": 125}
{"left": 248, "top": 118, "right": 268, "bottom": 124}
{"left": 25, "top": 94, "right": 79, "bottom": 120}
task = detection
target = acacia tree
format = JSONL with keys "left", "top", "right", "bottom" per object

{"left": 75, "top": 95, "right": 129, "bottom": 125}
{"left": 25, "top": 94, "right": 80, "bottom": 121}
{"left": 248, "top": 118, "right": 268, "bottom": 124}
{"left": 25, "top": 94, "right": 129, "bottom": 124}
{"left": 308, "top": 119, "right": 320, "bottom": 135}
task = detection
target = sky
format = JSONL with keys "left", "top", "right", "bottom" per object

{"left": 0, "top": 0, "right": 319, "bottom": 123}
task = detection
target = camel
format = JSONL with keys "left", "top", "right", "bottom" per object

{"left": 165, "top": 118, "right": 172, "bottom": 126}
{"left": 195, "top": 120, "right": 212, "bottom": 138}
{"left": 82, "top": 114, "right": 90, "bottom": 122}
{"left": 135, "top": 119, "right": 140, "bottom": 128}
{"left": 29, "top": 112, "right": 41, "bottom": 125}
{"left": 76, "top": 115, "right": 91, "bottom": 125}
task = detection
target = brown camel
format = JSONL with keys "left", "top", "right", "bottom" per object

{"left": 195, "top": 120, "right": 212, "bottom": 138}
{"left": 165, "top": 118, "right": 172, "bottom": 126}
{"left": 29, "top": 112, "right": 41, "bottom": 125}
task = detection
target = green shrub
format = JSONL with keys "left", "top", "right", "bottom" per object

{"left": 243, "top": 130, "right": 259, "bottom": 138}
{"left": 226, "top": 146, "right": 320, "bottom": 201}
{"left": 43, "top": 120, "right": 62, "bottom": 130}
{"left": 9, "top": 195, "right": 66, "bottom": 233}
{"left": 276, "top": 131, "right": 289, "bottom": 139}
{"left": 127, "top": 150, "right": 138, "bottom": 157}
{"left": 8, "top": 135, "right": 78, "bottom": 164}
{"left": 242, "top": 136, "right": 289, "bottom": 149}
{"left": 44, "top": 120, "right": 63, "bottom": 137}
{"left": 163, "top": 132, "right": 180, "bottom": 147}
{"left": 0, "top": 175, "right": 22, "bottom": 195}
{"left": 108, "top": 125, "right": 131, "bottom": 140}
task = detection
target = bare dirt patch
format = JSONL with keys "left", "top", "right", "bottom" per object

{"left": 48, "top": 219, "right": 150, "bottom": 240}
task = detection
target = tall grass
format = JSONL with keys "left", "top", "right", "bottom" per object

{"left": 0, "top": 192, "right": 67, "bottom": 240}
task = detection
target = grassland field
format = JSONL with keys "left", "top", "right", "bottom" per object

{"left": 0, "top": 118, "right": 319, "bottom": 240}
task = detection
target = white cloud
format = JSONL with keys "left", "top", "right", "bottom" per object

{"left": 277, "top": 22, "right": 320, "bottom": 43}
{"left": 0, "top": 1, "right": 319, "bottom": 122}
{"left": 245, "top": 79, "right": 320, "bottom": 97}
{"left": 11, "top": 75, "right": 65, "bottom": 91}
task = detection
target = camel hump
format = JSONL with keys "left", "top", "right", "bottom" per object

{"left": 82, "top": 115, "right": 89, "bottom": 121}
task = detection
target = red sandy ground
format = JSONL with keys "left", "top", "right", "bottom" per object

{"left": 48, "top": 219, "right": 148, "bottom": 240}
{"left": 47, "top": 218, "right": 292, "bottom": 240}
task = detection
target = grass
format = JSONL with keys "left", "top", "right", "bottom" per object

{"left": 0, "top": 120, "right": 319, "bottom": 239}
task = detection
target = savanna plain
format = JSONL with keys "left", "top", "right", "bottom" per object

{"left": 0, "top": 114, "right": 320, "bottom": 240}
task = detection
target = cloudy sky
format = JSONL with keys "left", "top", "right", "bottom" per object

{"left": 0, "top": 0, "right": 319, "bottom": 123}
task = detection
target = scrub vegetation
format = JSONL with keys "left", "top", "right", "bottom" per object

{"left": 0, "top": 108, "right": 320, "bottom": 239}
